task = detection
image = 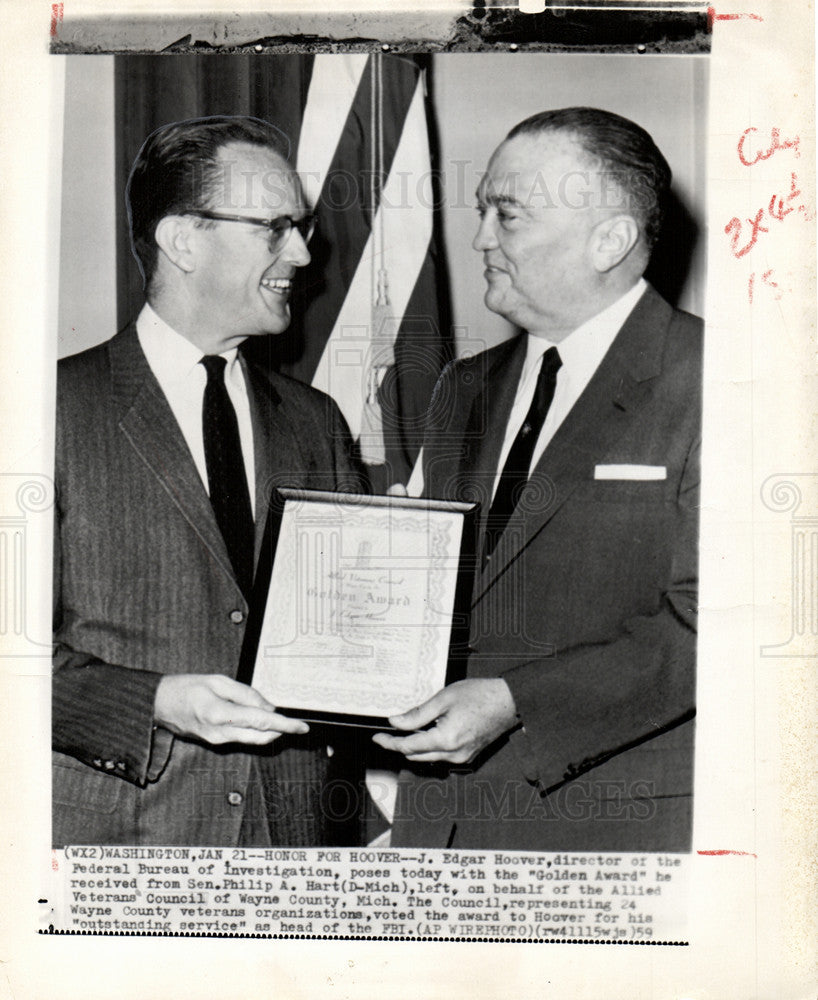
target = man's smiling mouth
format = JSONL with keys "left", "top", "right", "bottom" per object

{"left": 260, "top": 277, "right": 292, "bottom": 295}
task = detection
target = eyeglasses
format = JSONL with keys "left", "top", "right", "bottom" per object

{"left": 183, "top": 209, "right": 316, "bottom": 254}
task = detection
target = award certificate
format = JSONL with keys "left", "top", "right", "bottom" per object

{"left": 239, "top": 489, "right": 477, "bottom": 726}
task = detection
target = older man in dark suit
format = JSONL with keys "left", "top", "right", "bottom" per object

{"left": 375, "top": 108, "right": 701, "bottom": 852}
{"left": 53, "top": 116, "right": 365, "bottom": 847}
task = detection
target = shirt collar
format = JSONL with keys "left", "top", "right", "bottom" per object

{"left": 523, "top": 278, "right": 648, "bottom": 381}
{"left": 136, "top": 302, "right": 240, "bottom": 381}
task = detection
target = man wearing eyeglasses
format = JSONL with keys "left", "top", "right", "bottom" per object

{"left": 53, "top": 116, "right": 365, "bottom": 847}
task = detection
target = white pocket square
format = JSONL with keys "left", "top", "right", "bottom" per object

{"left": 594, "top": 464, "right": 667, "bottom": 481}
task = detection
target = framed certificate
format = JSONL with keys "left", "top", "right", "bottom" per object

{"left": 238, "top": 489, "right": 478, "bottom": 727}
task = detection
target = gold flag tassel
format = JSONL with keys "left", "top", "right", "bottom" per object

{"left": 360, "top": 51, "right": 400, "bottom": 468}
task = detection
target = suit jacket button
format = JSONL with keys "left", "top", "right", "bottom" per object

{"left": 103, "top": 760, "right": 116, "bottom": 770}
{"left": 227, "top": 791, "right": 243, "bottom": 806}
{"left": 92, "top": 758, "right": 103, "bottom": 768}
{"left": 229, "top": 610, "right": 245, "bottom": 624}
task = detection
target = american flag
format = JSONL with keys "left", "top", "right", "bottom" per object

{"left": 277, "top": 53, "right": 448, "bottom": 491}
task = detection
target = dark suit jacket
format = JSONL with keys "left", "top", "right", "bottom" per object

{"left": 53, "top": 325, "right": 365, "bottom": 847}
{"left": 391, "top": 286, "right": 701, "bottom": 851}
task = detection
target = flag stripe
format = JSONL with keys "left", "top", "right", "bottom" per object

{"left": 284, "top": 55, "right": 420, "bottom": 387}
{"left": 383, "top": 249, "right": 450, "bottom": 470}
{"left": 310, "top": 74, "right": 433, "bottom": 440}
{"left": 296, "top": 54, "right": 369, "bottom": 209}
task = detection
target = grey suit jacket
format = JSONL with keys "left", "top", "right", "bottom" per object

{"left": 391, "top": 286, "right": 702, "bottom": 851}
{"left": 53, "top": 325, "right": 365, "bottom": 847}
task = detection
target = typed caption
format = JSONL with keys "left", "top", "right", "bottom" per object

{"left": 46, "top": 847, "right": 689, "bottom": 942}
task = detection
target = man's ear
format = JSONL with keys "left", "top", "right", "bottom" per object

{"left": 154, "top": 215, "right": 197, "bottom": 274}
{"left": 590, "top": 214, "right": 640, "bottom": 273}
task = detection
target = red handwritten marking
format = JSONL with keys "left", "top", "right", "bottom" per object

{"left": 697, "top": 850, "right": 758, "bottom": 858}
{"left": 726, "top": 172, "right": 810, "bottom": 260}
{"left": 51, "top": 850, "right": 58, "bottom": 872}
{"left": 748, "top": 269, "right": 781, "bottom": 304}
{"left": 707, "top": 8, "right": 764, "bottom": 29}
{"left": 725, "top": 207, "right": 768, "bottom": 258}
{"left": 738, "top": 127, "right": 800, "bottom": 167}
{"left": 50, "top": 4, "right": 64, "bottom": 38}
{"left": 760, "top": 270, "right": 780, "bottom": 299}
{"left": 768, "top": 177, "right": 800, "bottom": 221}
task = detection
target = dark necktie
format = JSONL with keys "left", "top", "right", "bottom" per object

{"left": 200, "top": 355, "right": 255, "bottom": 597}
{"left": 483, "top": 346, "right": 562, "bottom": 561}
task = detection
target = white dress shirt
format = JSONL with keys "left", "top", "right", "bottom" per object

{"left": 490, "top": 278, "right": 647, "bottom": 500}
{"left": 406, "top": 280, "right": 647, "bottom": 499}
{"left": 136, "top": 303, "right": 256, "bottom": 515}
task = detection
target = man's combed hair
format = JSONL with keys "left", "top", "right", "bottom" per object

{"left": 126, "top": 115, "right": 291, "bottom": 287}
{"left": 507, "top": 107, "right": 672, "bottom": 250}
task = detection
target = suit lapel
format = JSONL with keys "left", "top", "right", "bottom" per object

{"left": 242, "top": 360, "right": 307, "bottom": 566}
{"left": 475, "top": 287, "right": 674, "bottom": 595}
{"left": 109, "top": 325, "right": 242, "bottom": 597}
{"left": 458, "top": 337, "right": 526, "bottom": 537}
